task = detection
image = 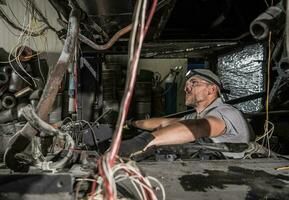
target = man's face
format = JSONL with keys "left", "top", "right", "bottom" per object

{"left": 184, "top": 76, "right": 212, "bottom": 107}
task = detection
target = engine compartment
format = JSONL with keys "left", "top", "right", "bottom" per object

{"left": 0, "top": 0, "right": 289, "bottom": 199}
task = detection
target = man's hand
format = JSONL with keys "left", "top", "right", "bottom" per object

{"left": 119, "top": 131, "right": 155, "bottom": 158}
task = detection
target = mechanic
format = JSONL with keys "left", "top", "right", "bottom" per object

{"left": 120, "top": 69, "right": 252, "bottom": 159}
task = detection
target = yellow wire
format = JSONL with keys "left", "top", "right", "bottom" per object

{"left": 255, "top": 31, "right": 273, "bottom": 145}
{"left": 262, "top": 31, "right": 272, "bottom": 156}
{"left": 265, "top": 31, "right": 272, "bottom": 129}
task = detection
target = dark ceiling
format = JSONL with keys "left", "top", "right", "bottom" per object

{"left": 51, "top": 0, "right": 281, "bottom": 42}
{"left": 154, "top": 0, "right": 278, "bottom": 40}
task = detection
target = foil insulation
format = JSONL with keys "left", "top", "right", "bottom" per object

{"left": 218, "top": 43, "right": 265, "bottom": 113}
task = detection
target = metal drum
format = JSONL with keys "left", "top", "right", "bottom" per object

{"left": 134, "top": 82, "right": 152, "bottom": 119}
{"left": 134, "top": 82, "right": 152, "bottom": 102}
{"left": 135, "top": 101, "right": 151, "bottom": 119}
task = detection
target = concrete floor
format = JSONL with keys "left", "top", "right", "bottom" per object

{"left": 139, "top": 158, "right": 289, "bottom": 200}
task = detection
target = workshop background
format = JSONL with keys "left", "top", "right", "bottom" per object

{"left": 0, "top": 0, "right": 289, "bottom": 199}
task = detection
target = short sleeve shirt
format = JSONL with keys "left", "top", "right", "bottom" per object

{"left": 180, "top": 98, "right": 251, "bottom": 158}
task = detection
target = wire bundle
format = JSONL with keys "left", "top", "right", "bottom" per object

{"left": 95, "top": 0, "right": 164, "bottom": 199}
{"left": 255, "top": 31, "right": 275, "bottom": 157}
{"left": 245, "top": 31, "right": 275, "bottom": 159}
{"left": 76, "top": 158, "right": 165, "bottom": 200}
{"left": 0, "top": 0, "right": 56, "bottom": 87}
{"left": 98, "top": 157, "right": 165, "bottom": 200}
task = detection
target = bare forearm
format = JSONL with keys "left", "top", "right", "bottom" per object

{"left": 120, "top": 117, "right": 226, "bottom": 157}
{"left": 146, "top": 117, "right": 226, "bottom": 148}
{"left": 148, "top": 122, "right": 196, "bottom": 147}
{"left": 134, "top": 117, "right": 179, "bottom": 131}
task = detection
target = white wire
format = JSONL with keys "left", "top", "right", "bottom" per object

{"left": 98, "top": 152, "right": 165, "bottom": 200}
{"left": 115, "top": 174, "right": 146, "bottom": 200}
{"left": 76, "top": 178, "right": 98, "bottom": 183}
{"left": 2, "top": 0, "right": 49, "bottom": 87}
{"left": 96, "top": 1, "right": 165, "bottom": 199}
{"left": 265, "top": 121, "right": 274, "bottom": 156}
{"left": 140, "top": 0, "right": 147, "bottom": 38}
{"left": 113, "top": 163, "right": 161, "bottom": 200}
{"left": 92, "top": 153, "right": 165, "bottom": 200}
{"left": 245, "top": 120, "right": 275, "bottom": 159}
{"left": 128, "top": 0, "right": 142, "bottom": 64}
{"left": 256, "top": 120, "right": 275, "bottom": 141}
{"left": 100, "top": 154, "right": 115, "bottom": 198}
{"left": 7, "top": 10, "right": 35, "bottom": 86}
{"left": 32, "top": 36, "right": 46, "bottom": 83}
{"left": 147, "top": 176, "right": 166, "bottom": 200}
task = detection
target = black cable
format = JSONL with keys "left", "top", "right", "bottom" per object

{"left": 81, "top": 121, "right": 99, "bottom": 150}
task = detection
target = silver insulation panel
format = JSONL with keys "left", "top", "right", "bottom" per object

{"left": 217, "top": 43, "right": 265, "bottom": 113}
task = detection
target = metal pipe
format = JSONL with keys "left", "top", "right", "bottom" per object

{"left": 4, "top": 4, "right": 80, "bottom": 172}
{"left": 49, "top": 93, "right": 62, "bottom": 123}
{"left": 20, "top": 105, "right": 75, "bottom": 171}
{"left": 36, "top": 7, "right": 80, "bottom": 121}
{"left": 2, "top": 94, "right": 16, "bottom": 109}
{"left": 14, "top": 86, "right": 33, "bottom": 98}
{"left": 78, "top": 24, "right": 132, "bottom": 50}
{"left": 250, "top": 3, "right": 285, "bottom": 40}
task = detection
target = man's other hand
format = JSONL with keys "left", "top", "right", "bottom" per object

{"left": 119, "top": 131, "right": 155, "bottom": 158}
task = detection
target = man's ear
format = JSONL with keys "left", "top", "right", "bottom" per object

{"left": 208, "top": 84, "right": 218, "bottom": 96}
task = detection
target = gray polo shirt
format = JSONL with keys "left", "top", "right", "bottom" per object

{"left": 180, "top": 98, "right": 251, "bottom": 158}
